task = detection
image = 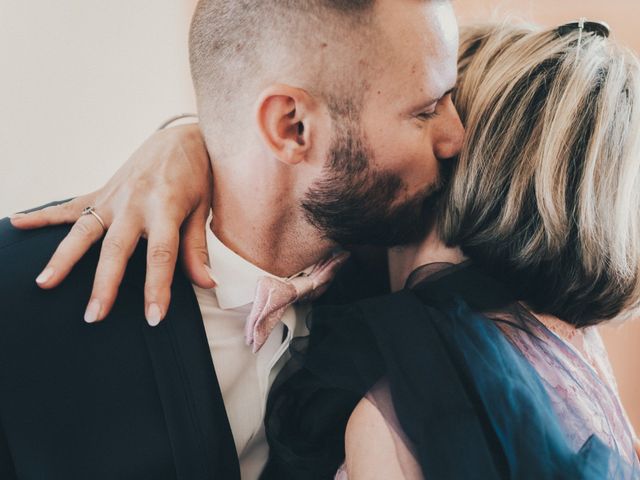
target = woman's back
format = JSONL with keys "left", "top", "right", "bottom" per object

{"left": 344, "top": 263, "right": 640, "bottom": 478}
{"left": 495, "top": 308, "right": 639, "bottom": 476}
{"left": 265, "top": 263, "right": 640, "bottom": 479}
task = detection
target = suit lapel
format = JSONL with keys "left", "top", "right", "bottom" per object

{"left": 141, "top": 267, "right": 240, "bottom": 480}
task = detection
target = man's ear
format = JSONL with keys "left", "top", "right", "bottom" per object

{"left": 255, "top": 84, "right": 322, "bottom": 165}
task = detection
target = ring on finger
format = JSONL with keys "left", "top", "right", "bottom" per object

{"left": 81, "top": 206, "right": 107, "bottom": 233}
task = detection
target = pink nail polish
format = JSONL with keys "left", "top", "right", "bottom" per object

{"left": 147, "top": 303, "right": 163, "bottom": 327}
{"left": 36, "top": 267, "right": 54, "bottom": 285}
{"left": 84, "top": 299, "right": 102, "bottom": 323}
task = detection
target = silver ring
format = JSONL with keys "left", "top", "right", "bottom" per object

{"left": 81, "top": 206, "right": 107, "bottom": 232}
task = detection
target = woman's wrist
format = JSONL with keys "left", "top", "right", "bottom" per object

{"left": 157, "top": 113, "right": 198, "bottom": 130}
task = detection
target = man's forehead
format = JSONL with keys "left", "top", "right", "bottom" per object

{"left": 373, "top": 0, "right": 458, "bottom": 49}
{"left": 372, "top": 1, "right": 459, "bottom": 94}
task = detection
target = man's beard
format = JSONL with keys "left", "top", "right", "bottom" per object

{"left": 301, "top": 123, "right": 452, "bottom": 247}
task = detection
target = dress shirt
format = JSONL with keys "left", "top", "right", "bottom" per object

{"left": 192, "top": 225, "right": 310, "bottom": 480}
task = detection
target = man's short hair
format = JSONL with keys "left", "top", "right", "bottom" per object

{"left": 188, "top": 0, "right": 380, "bottom": 155}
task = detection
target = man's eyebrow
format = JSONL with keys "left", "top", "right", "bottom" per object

{"left": 412, "top": 87, "right": 456, "bottom": 112}
{"left": 430, "top": 87, "right": 456, "bottom": 104}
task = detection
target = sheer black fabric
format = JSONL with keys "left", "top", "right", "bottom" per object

{"left": 261, "top": 262, "right": 631, "bottom": 479}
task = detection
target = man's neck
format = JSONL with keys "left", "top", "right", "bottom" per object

{"left": 209, "top": 166, "right": 336, "bottom": 278}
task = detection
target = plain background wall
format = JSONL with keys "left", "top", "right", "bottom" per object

{"left": 0, "top": 1, "right": 196, "bottom": 216}
{"left": 1, "top": 1, "right": 638, "bottom": 431}
{"left": 454, "top": 0, "right": 640, "bottom": 51}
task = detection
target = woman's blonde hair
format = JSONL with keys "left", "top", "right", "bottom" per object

{"left": 441, "top": 22, "right": 640, "bottom": 327}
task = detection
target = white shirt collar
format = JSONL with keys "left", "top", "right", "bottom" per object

{"left": 205, "top": 224, "right": 314, "bottom": 311}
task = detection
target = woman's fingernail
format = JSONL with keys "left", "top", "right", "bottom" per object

{"left": 84, "top": 299, "right": 102, "bottom": 323}
{"left": 10, "top": 213, "right": 26, "bottom": 219}
{"left": 147, "top": 303, "right": 163, "bottom": 327}
{"left": 36, "top": 267, "right": 54, "bottom": 285}
{"left": 204, "top": 265, "right": 217, "bottom": 287}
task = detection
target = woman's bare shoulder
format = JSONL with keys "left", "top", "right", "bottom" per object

{"left": 344, "top": 397, "right": 415, "bottom": 480}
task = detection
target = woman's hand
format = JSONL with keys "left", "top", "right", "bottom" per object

{"left": 10, "top": 123, "right": 215, "bottom": 326}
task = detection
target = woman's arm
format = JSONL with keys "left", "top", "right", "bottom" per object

{"left": 345, "top": 398, "right": 422, "bottom": 480}
{"left": 10, "top": 124, "right": 213, "bottom": 326}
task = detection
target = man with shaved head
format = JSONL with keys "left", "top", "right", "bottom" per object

{"left": 0, "top": 0, "right": 463, "bottom": 478}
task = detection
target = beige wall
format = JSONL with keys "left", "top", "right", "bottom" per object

{"left": 455, "top": 0, "right": 640, "bottom": 433}
{"left": 0, "top": 1, "right": 197, "bottom": 217}
{"left": 455, "top": 0, "right": 640, "bottom": 51}
{"left": 2, "top": 0, "right": 638, "bottom": 435}
{"left": 455, "top": 0, "right": 640, "bottom": 52}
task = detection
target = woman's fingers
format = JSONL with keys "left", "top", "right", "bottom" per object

{"left": 35, "top": 213, "right": 108, "bottom": 289}
{"left": 10, "top": 196, "right": 93, "bottom": 229}
{"left": 180, "top": 203, "right": 215, "bottom": 290}
{"left": 12, "top": 125, "right": 212, "bottom": 326}
{"left": 142, "top": 223, "right": 181, "bottom": 326}
{"left": 84, "top": 219, "right": 141, "bottom": 324}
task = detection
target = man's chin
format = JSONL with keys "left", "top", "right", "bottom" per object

{"left": 330, "top": 201, "right": 436, "bottom": 248}
{"left": 372, "top": 188, "right": 442, "bottom": 247}
{"left": 304, "top": 157, "right": 447, "bottom": 248}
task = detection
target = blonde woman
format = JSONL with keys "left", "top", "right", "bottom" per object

{"left": 10, "top": 19, "right": 640, "bottom": 480}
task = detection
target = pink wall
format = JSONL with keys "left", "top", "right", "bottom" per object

{"left": 454, "top": 0, "right": 640, "bottom": 52}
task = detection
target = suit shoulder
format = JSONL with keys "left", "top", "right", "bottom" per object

{"left": 0, "top": 219, "right": 71, "bottom": 254}
{"left": 0, "top": 199, "right": 74, "bottom": 251}
{"left": 0, "top": 199, "right": 145, "bottom": 303}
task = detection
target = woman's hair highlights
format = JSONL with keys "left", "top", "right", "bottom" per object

{"left": 441, "top": 22, "right": 640, "bottom": 327}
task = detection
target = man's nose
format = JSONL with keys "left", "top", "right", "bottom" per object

{"left": 434, "top": 98, "right": 464, "bottom": 160}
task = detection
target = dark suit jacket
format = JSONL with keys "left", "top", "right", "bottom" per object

{"left": 0, "top": 203, "right": 240, "bottom": 480}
